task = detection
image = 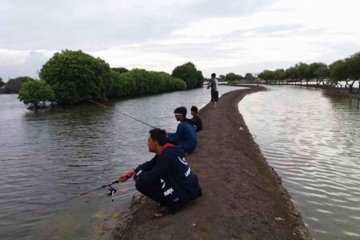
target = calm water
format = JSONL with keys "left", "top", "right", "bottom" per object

{"left": 0, "top": 85, "right": 242, "bottom": 240}
{"left": 239, "top": 86, "right": 360, "bottom": 240}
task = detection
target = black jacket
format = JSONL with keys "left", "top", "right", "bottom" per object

{"left": 135, "top": 145, "right": 202, "bottom": 208}
{"left": 191, "top": 115, "right": 203, "bottom": 132}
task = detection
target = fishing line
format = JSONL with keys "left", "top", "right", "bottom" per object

{"left": 30, "top": 99, "right": 154, "bottom": 214}
{"left": 90, "top": 99, "right": 158, "bottom": 129}
{"left": 35, "top": 180, "right": 120, "bottom": 212}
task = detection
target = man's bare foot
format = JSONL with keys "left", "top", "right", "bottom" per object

{"left": 154, "top": 206, "right": 169, "bottom": 218}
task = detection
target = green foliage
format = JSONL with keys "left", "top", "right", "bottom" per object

{"left": 329, "top": 60, "right": 348, "bottom": 83}
{"left": 258, "top": 70, "right": 274, "bottom": 80}
{"left": 328, "top": 52, "right": 360, "bottom": 86}
{"left": 225, "top": 72, "right": 237, "bottom": 82}
{"left": 225, "top": 72, "right": 243, "bottom": 82}
{"left": 310, "top": 62, "right": 329, "bottom": 79}
{"left": 285, "top": 67, "right": 297, "bottom": 79}
{"left": 39, "top": 50, "right": 112, "bottom": 104}
{"left": 244, "top": 73, "right": 255, "bottom": 81}
{"left": 110, "top": 69, "right": 186, "bottom": 98}
{"left": 256, "top": 51, "right": 360, "bottom": 89}
{"left": 5, "top": 76, "right": 34, "bottom": 93}
{"left": 294, "top": 62, "right": 311, "bottom": 79}
{"left": 0, "top": 77, "right": 4, "bottom": 88}
{"left": 275, "top": 69, "right": 286, "bottom": 80}
{"left": 260, "top": 64, "right": 307, "bottom": 81}
{"left": 112, "top": 67, "right": 128, "bottom": 74}
{"left": 18, "top": 80, "right": 55, "bottom": 108}
{"left": 259, "top": 62, "right": 329, "bottom": 82}
{"left": 196, "top": 70, "right": 204, "bottom": 86}
{"left": 218, "top": 74, "right": 226, "bottom": 81}
{"left": 345, "top": 52, "right": 360, "bottom": 80}
{"left": 172, "top": 62, "right": 204, "bottom": 89}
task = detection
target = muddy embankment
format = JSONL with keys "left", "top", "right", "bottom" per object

{"left": 113, "top": 86, "right": 311, "bottom": 240}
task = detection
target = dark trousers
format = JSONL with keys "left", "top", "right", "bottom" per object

{"left": 135, "top": 179, "right": 167, "bottom": 205}
{"left": 135, "top": 179, "right": 189, "bottom": 211}
{"left": 211, "top": 90, "right": 219, "bottom": 102}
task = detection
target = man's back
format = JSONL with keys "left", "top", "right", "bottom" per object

{"left": 136, "top": 145, "right": 202, "bottom": 210}
{"left": 209, "top": 78, "right": 218, "bottom": 92}
{"left": 160, "top": 146, "right": 201, "bottom": 200}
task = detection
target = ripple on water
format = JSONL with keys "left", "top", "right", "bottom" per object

{"left": 343, "top": 231, "right": 360, "bottom": 238}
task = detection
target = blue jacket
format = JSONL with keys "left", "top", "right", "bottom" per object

{"left": 135, "top": 145, "right": 202, "bottom": 210}
{"left": 167, "top": 119, "right": 197, "bottom": 154}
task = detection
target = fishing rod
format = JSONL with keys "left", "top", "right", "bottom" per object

{"left": 90, "top": 99, "right": 158, "bottom": 129}
{"left": 33, "top": 99, "right": 155, "bottom": 213}
{"left": 36, "top": 180, "right": 121, "bottom": 212}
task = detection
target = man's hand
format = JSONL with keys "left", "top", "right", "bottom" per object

{"left": 119, "top": 169, "right": 135, "bottom": 182}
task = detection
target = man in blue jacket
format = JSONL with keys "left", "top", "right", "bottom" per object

{"left": 167, "top": 106, "right": 197, "bottom": 154}
{"left": 119, "top": 128, "right": 202, "bottom": 217}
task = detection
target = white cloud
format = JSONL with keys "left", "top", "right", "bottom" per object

{"left": 0, "top": 49, "right": 29, "bottom": 65}
{"left": 1, "top": 0, "right": 360, "bottom": 79}
{"left": 0, "top": 50, "right": 53, "bottom": 79}
{"left": 91, "top": 46, "right": 188, "bottom": 73}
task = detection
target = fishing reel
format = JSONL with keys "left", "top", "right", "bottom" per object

{"left": 107, "top": 186, "right": 117, "bottom": 201}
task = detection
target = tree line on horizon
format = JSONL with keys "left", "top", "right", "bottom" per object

{"left": 216, "top": 72, "right": 255, "bottom": 82}
{"left": 216, "top": 51, "right": 360, "bottom": 94}
{"left": 0, "top": 76, "right": 35, "bottom": 94}
{"left": 3, "top": 50, "right": 204, "bottom": 109}
{"left": 256, "top": 52, "right": 360, "bottom": 93}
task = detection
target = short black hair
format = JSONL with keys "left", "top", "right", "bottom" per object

{"left": 149, "top": 128, "right": 168, "bottom": 146}
{"left": 211, "top": 73, "right": 216, "bottom": 78}
{"left": 174, "top": 106, "right": 187, "bottom": 117}
{"left": 191, "top": 106, "right": 198, "bottom": 113}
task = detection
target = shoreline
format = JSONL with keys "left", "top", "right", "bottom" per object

{"left": 226, "top": 82, "right": 360, "bottom": 99}
{"left": 113, "top": 86, "right": 311, "bottom": 239}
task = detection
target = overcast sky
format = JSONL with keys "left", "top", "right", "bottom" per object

{"left": 1, "top": 0, "right": 360, "bottom": 80}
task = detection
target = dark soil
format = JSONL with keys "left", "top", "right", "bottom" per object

{"left": 113, "top": 86, "right": 311, "bottom": 240}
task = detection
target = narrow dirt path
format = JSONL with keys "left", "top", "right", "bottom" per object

{"left": 113, "top": 86, "right": 311, "bottom": 240}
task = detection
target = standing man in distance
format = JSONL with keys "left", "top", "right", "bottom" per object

{"left": 207, "top": 73, "right": 219, "bottom": 109}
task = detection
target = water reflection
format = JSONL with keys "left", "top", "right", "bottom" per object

{"left": 239, "top": 86, "right": 360, "bottom": 240}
